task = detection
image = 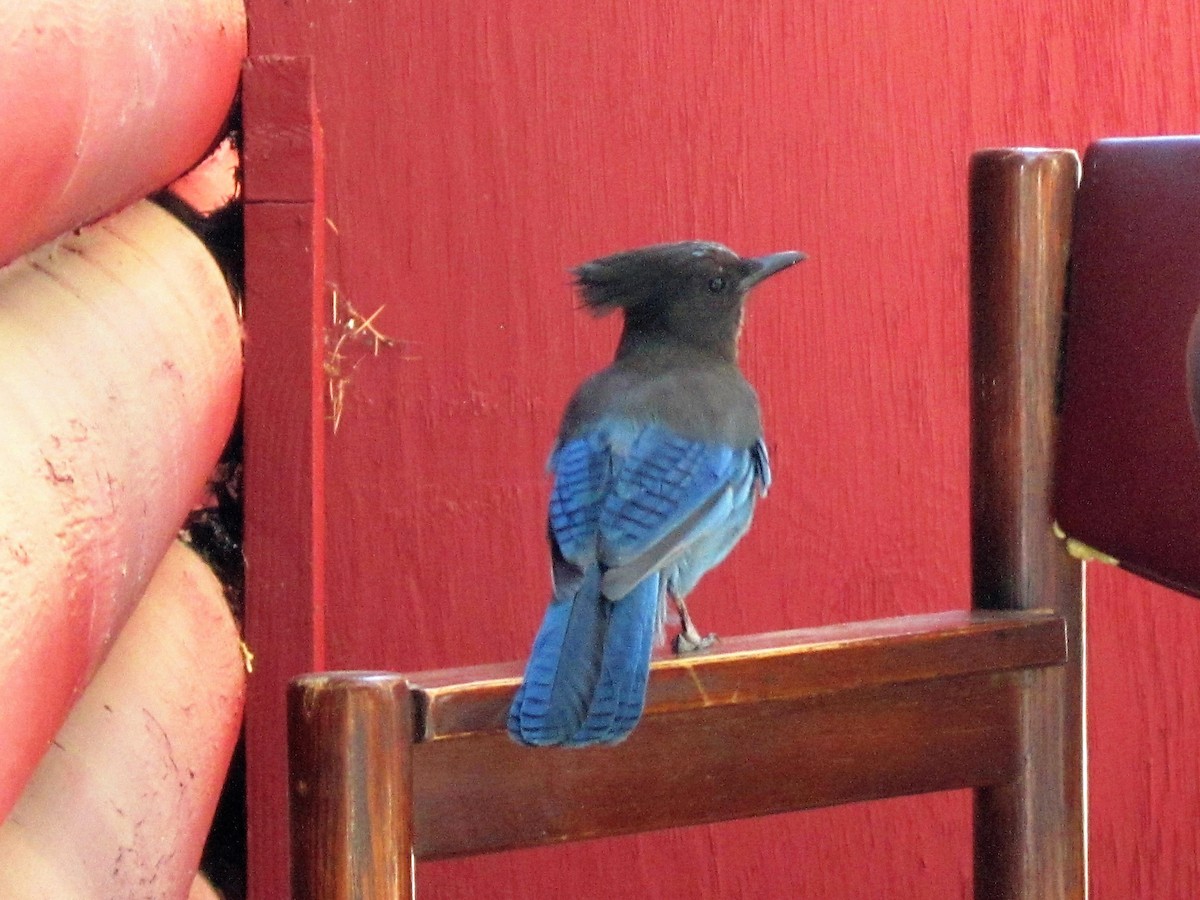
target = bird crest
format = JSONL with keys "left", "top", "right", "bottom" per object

{"left": 572, "top": 241, "right": 740, "bottom": 315}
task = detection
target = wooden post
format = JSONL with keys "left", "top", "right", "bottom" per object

{"left": 242, "top": 55, "right": 328, "bottom": 900}
{"left": 289, "top": 673, "right": 415, "bottom": 900}
{"left": 968, "top": 148, "right": 1087, "bottom": 899}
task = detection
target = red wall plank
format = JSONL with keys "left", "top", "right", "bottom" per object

{"left": 242, "top": 57, "right": 328, "bottom": 900}
{"left": 247, "top": 1, "right": 1200, "bottom": 897}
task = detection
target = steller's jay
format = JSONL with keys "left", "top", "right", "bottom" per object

{"left": 507, "top": 241, "right": 804, "bottom": 747}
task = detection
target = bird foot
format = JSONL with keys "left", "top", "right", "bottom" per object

{"left": 673, "top": 631, "right": 718, "bottom": 655}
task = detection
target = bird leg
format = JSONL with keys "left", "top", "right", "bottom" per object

{"left": 672, "top": 594, "right": 717, "bottom": 655}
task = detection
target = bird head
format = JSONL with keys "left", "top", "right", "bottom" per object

{"left": 573, "top": 241, "right": 804, "bottom": 360}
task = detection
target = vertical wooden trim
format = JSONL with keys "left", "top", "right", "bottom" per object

{"left": 289, "top": 674, "right": 416, "bottom": 900}
{"left": 242, "top": 55, "right": 327, "bottom": 900}
{"left": 969, "top": 149, "right": 1087, "bottom": 899}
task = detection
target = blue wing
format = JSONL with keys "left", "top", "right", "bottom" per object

{"left": 666, "top": 438, "right": 771, "bottom": 597}
{"left": 508, "top": 420, "right": 769, "bottom": 746}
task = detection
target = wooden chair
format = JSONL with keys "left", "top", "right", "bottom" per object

{"left": 286, "top": 148, "right": 1086, "bottom": 899}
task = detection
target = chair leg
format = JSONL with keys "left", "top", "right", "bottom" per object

{"left": 968, "top": 148, "right": 1087, "bottom": 899}
{"left": 289, "top": 672, "right": 416, "bottom": 900}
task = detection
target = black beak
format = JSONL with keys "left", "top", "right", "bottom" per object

{"left": 739, "top": 250, "right": 806, "bottom": 291}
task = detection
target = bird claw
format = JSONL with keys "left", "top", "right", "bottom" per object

{"left": 673, "top": 631, "right": 718, "bottom": 655}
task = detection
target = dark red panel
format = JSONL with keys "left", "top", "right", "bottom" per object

{"left": 1055, "top": 137, "right": 1200, "bottom": 597}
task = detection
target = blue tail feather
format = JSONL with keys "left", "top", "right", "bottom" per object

{"left": 507, "top": 565, "right": 606, "bottom": 745}
{"left": 562, "top": 575, "right": 658, "bottom": 746}
{"left": 508, "top": 569, "right": 659, "bottom": 747}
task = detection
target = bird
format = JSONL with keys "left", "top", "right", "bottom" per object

{"left": 507, "top": 240, "right": 804, "bottom": 747}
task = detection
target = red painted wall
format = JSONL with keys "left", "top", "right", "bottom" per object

{"left": 250, "top": 1, "right": 1200, "bottom": 896}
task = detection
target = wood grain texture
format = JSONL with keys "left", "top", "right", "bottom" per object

{"left": 969, "top": 149, "right": 1085, "bottom": 898}
{"left": 412, "top": 611, "right": 1065, "bottom": 861}
{"left": 417, "top": 674, "right": 1015, "bottom": 861}
{"left": 246, "top": 1, "right": 1200, "bottom": 897}
{"left": 289, "top": 674, "right": 414, "bottom": 900}
{"left": 287, "top": 610, "right": 1064, "bottom": 886}
{"left": 413, "top": 611, "right": 1063, "bottom": 741}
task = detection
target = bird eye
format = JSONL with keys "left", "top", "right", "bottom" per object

{"left": 707, "top": 276, "right": 726, "bottom": 293}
